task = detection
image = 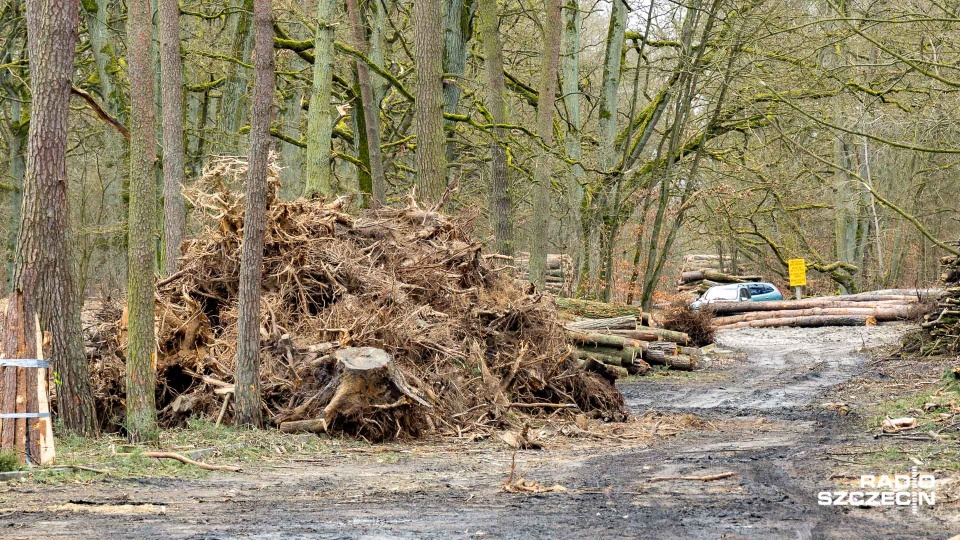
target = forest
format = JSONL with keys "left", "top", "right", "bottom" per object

{"left": 0, "top": 0, "right": 959, "bottom": 535}
{"left": 1, "top": 0, "right": 959, "bottom": 476}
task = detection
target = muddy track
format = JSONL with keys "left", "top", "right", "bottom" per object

{"left": 0, "top": 326, "right": 952, "bottom": 539}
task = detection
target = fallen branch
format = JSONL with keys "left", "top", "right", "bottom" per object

{"left": 647, "top": 472, "right": 736, "bottom": 482}
{"left": 132, "top": 451, "right": 242, "bottom": 472}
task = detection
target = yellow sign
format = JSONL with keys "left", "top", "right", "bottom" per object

{"left": 788, "top": 258, "right": 807, "bottom": 287}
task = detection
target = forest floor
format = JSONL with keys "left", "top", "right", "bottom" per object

{"left": 1, "top": 326, "right": 959, "bottom": 539}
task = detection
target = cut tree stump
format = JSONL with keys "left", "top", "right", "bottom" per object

{"left": 279, "top": 347, "right": 430, "bottom": 435}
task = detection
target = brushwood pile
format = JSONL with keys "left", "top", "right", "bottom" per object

{"left": 86, "top": 158, "right": 626, "bottom": 439}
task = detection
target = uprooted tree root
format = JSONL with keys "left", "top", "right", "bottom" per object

{"left": 87, "top": 157, "right": 626, "bottom": 440}
{"left": 660, "top": 303, "right": 715, "bottom": 347}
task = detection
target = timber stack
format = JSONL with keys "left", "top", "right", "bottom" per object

{"left": 919, "top": 254, "right": 960, "bottom": 355}
{"left": 711, "top": 289, "right": 939, "bottom": 330}
{"left": 676, "top": 254, "right": 760, "bottom": 299}
{"left": 514, "top": 252, "right": 574, "bottom": 295}
{"left": 564, "top": 315, "right": 702, "bottom": 373}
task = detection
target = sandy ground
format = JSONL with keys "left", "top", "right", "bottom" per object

{"left": 1, "top": 326, "right": 958, "bottom": 539}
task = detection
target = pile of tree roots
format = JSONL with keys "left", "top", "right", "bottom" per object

{"left": 676, "top": 254, "right": 760, "bottom": 299}
{"left": 917, "top": 254, "right": 960, "bottom": 355}
{"left": 711, "top": 289, "right": 939, "bottom": 330}
{"left": 87, "top": 158, "right": 625, "bottom": 439}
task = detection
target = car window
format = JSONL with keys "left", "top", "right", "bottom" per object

{"left": 761, "top": 285, "right": 774, "bottom": 294}
{"left": 704, "top": 288, "right": 738, "bottom": 301}
{"left": 747, "top": 284, "right": 762, "bottom": 294}
{"left": 738, "top": 288, "right": 750, "bottom": 300}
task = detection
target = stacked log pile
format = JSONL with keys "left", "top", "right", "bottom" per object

{"left": 554, "top": 297, "right": 655, "bottom": 327}
{"left": 711, "top": 289, "right": 939, "bottom": 330}
{"left": 565, "top": 316, "right": 700, "bottom": 372}
{"left": 919, "top": 255, "right": 960, "bottom": 354}
{"left": 676, "top": 254, "right": 760, "bottom": 298}
{"left": 515, "top": 252, "right": 574, "bottom": 295}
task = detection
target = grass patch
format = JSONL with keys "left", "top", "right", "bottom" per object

{"left": 0, "top": 449, "right": 20, "bottom": 472}
{"left": 23, "top": 418, "right": 356, "bottom": 484}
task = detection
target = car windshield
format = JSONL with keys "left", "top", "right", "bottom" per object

{"left": 703, "top": 287, "right": 739, "bottom": 301}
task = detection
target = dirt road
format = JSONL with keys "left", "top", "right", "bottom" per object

{"left": 1, "top": 326, "right": 956, "bottom": 538}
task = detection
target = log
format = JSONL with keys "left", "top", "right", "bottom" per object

{"left": 580, "top": 357, "right": 627, "bottom": 381}
{"left": 708, "top": 298, "right": 918, "bottom": 315}
{"left": 679, "top": 270, "right": 761, "bottom": 285}
{"left": 713, "top": 305, "right": 916, "bottom": 327}
{"left": 555, "top": 298, "right": 653, "bottom": 325}
{"left": 645, "top": 341, "right": 677, "bottom": 364}
{"left": 566, "top": 331, "right": 642, "bottom": 349}
{"left": 565, "top": 315, "right": 636, "bottom": 332}
{"left": 717, "top": 314, "right": 873, "bottom": 329}
{"left": 605, "top": 327, "right": 690, "bottom": 345}
{"left": 279, "top": 347, "right": 430, "bottom": 434}
{"left": 573, "top": 349, "right": 627, "bottom": 368}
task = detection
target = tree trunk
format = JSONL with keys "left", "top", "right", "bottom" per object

{"left": 596, "top": 0, "right": 627, "bottom": 171}
{"left": 345, "top": 0, "right": 386, "bottom": 207}
{"left": 158, "top": 0, "right": 186, "bottom": 276}
{"left": 477, "top": 0, "right": 513, "bottom": 254}
{"left": 304, "top": 0, "right": 336, "bottom": 198}
{"left": 442, "top": 0, "right": 473, "bottom": 171}
{"left": 125, "top": 0, "right": 159, "bottom": 443}
{"left": 219, "top": 0, "right": 254, "bottom": 153}
{"left": 562, "top": 0, "right": 584, "bottom": 272}
{"left": 415, "top": 0, "right": 447, "bottom": 206}
{"left": 527, "top": 0, "right": 563, "bottom": 287}
{"left": 713, "top": 306, "right": 914, "bottom": 327}
{"left": 234, "top": 0, "right": 275, "bottom": 428}
{"left": 12, "top": 0, "right": 97, "bottom": 435}
{"left": 718, "top": 315, "right": 874, "bottom": 330}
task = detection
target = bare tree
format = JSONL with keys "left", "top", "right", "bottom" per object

{"left": 234, "top": 0, "right": 276, "bottom": 427}
{"left": 125, "top": 0, "right": 159, "bottom": 442}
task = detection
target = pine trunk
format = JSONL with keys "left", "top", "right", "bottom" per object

{"left": 415, "top": 0, "right": 447, "bottom": 205}
{"left": 158, "top": 0, "right": 186, "bottom": 276}
{"left": 12, "top": 0, "right": 97, "bottom": 435}
{"left": 345, "top": 0, "right": 386, "bottom": 206}
{"left": 125, "top": 0, "right": 159, "bottom": 442}
{"left": 234, "top": 0, "right": 276, "bottom": 428}
{"left": 304, "top": 0, "right": 336, "bottom": 198}
{"left": 527, "top": 0, "right": 563, "bottom": 287}
{"left": 477, "top": 0, "right": 513, "bottom": 254}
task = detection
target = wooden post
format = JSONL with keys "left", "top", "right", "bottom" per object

{"left": 0, "top": 296, "right": 55, "bottom": 465}
{"left": 795, "top": 286, "right": 803, "bottom": 300}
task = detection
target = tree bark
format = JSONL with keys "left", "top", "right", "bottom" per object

{"left": 527, "top": 0, "right": 563, "bottom": 287}
{"left": 234, "top": 0, "right": 275, "bottom": 428}
{"left": 562, "top": 0, "right": 584, "bottom": 269}
{"left": 477, "top": 0, "right": 513, "bottom": 254}
{"left": 415, "top": 0, "right": 447, "bottom": 206}
{"left": 596, "top": 0, "right": 627, "bottom": 171}
{"left": 304, "top": 0, "right": 336, "bottom": 198}
{"left": 158, "top": 0, "right": 186, "bottom": 276}
{"left": 219, "top": 0, "right": 254, "bottom": 153}
{"left": 11, "top": 0, "right": 98, "bottom": 435}
{"left": 125, "top": 0, "right": 158, "bottom": 442}
{"left": 345, "top": 0, "right": 386, "bottom": 207}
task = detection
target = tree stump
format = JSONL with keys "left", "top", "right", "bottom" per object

{"left": 279, "top": 347, "right": 430, "bottom": 436}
